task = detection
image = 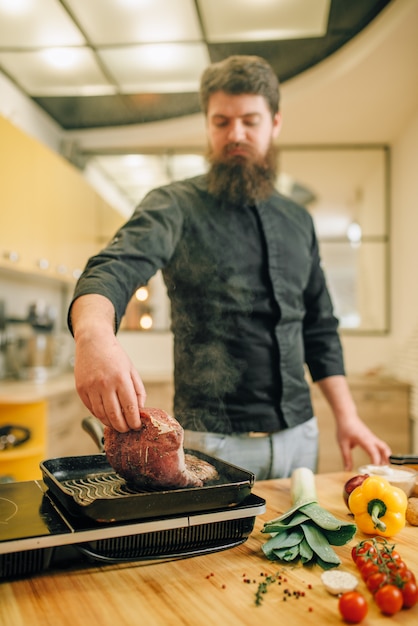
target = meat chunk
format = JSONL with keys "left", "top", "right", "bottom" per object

{"left": 104, "top": 407, "right": 218, "bottom": 489}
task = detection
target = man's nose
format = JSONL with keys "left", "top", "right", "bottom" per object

{"left": 227, "top": 120, "right": 246, "bottom": 142}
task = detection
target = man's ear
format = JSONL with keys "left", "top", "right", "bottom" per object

{"left": 272, "top": 112, "right": 282, "bottom": 138}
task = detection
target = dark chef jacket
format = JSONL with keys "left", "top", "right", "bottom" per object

{"left": 69, "top": 174, "right": 345, "bottom": 434}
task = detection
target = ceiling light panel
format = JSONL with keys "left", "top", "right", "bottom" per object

{"left": 0, "top": 48, "right": 115, "bottom": 96}
{"left": 98, "top": 43, "right": 210, "bottom": 93}
{"left": 0, "top": 0, "right": 85, "bottom": 47}
{"left": 65, "top": 0, "right": 203, "bottom": 45}
{"left": 197, "top": 0, "right": 331, "bottom": 42}
{"left": 169, "top": 154, "right": 207, "bottom": 180}
{"left": 95, "top": 154, "right": 170, "bottom": 185}
{"left": 93, "top": 154, "right": 172, "bottom": 205}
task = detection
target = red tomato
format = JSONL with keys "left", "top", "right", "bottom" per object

{"left": 386, "top": 559, "right": 407, "bottom": 576}
{"left": 360, "top": 561, "right": 379, "bottom": 581}
{"left": 351, "top": 542, "right": 376, "bottom": 565}
{"left": 354, "top": 555, "right": 368, "bottom": 570}
{"left": 366, "top": 571, "right": 388, "bottom": 594}
{"left": 375, "top": 584, "right": 403, "bottom": 615}
{"left": 401, "top": 581, "right": 418, "bottom": 609}
{"left": 387, "top": 563, "right": 412, "bottom": 589}
{"left": 338, "top": 591, "right": 368, "bottom": 624}
{"left": 402, "top": 569, "right": 417, "bottom": 584}
{"left": 385, "top": 549, "right": 402, "bottom": 562}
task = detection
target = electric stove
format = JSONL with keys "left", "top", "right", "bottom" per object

{"left": 0, "top": 479, "right": 265, "bottom": 580}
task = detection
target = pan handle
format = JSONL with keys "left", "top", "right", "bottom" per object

{"left": 390, "top": 454, "right": 418, "bottom": 465}
{"left": 82, "top": 415, "right": 105, "bottom": 452}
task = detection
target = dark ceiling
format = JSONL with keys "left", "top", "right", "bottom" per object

{"left": 26, "top": 0, "right": 393, "bottom": 131}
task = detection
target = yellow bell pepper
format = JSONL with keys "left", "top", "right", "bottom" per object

{"left": 348, "top": 475, "right": 407, "bottom": 537}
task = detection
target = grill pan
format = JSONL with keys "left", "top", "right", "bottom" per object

{"left": 40, "top": 451, "right": 254, "bottom": 523}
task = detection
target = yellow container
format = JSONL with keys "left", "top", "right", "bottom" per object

{"left": 0, "top": 401, "right": 47, "bottom": 481}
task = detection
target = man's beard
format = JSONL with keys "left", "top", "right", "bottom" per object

{"left": 206, "top": 143, "right": 278, "bottom": 206}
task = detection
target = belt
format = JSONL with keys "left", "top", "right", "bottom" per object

{"left": 247, "top": 431, "right": 277, "bottom": 438}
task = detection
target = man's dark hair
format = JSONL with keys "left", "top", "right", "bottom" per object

{"left": 199, "top": 55, "right": 280, "bottom": 117}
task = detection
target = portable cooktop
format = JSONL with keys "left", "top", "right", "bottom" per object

{"left": 0, "top": 478, "right": 266, "bottom": 581}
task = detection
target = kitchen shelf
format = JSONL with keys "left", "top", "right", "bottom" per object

{"left": 0, "top": 260, "right": 76, "bottom": 288}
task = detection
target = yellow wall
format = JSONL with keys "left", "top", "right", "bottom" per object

{"left": 0, "top": 115, "right": 124, "bottom": 281}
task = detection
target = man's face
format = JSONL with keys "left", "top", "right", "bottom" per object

{"left": 206, "top": 91, "right": 282, "bottom": 165}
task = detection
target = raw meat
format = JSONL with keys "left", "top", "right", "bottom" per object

{"left": 104, "top": 407, "right": 219, "bottom": 489}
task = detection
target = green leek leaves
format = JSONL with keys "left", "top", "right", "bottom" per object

{"left": 261, "top": 467, "right": 357, "bottom": 570}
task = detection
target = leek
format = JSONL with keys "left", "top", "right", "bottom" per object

{"left": 261, "top": 467, "right": 357, "bottom": 570}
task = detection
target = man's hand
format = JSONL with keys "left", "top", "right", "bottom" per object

{"left": 71, "top": 294, "right": 146, "bottom": 432}
{"left": 336, "top": 417, "right": 392, "bottom": 471}
{"left": 316, "top": 375, "right": 391, "bottom": 471}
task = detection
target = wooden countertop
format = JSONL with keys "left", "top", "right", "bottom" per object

{"left": 1, "top": 472, "right": 418, "bottom": 626}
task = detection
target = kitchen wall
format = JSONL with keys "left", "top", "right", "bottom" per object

{"left": 0, "top": 71, "right": 130, "bottom": 220}
{"left": 385, "top": 108, "right": 418, "bottom": 438}
{"left": 391, "top": 108, "right": 418, "bottom": 351}
{"left": 342, "top": 105, "right": 418, "bottom": 374}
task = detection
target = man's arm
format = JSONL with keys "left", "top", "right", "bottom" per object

{"left": 316, "top": 375, "right": 391, "bottom": 471}
{"left": 70, "top": 294, "right": 146, "bottom": 432}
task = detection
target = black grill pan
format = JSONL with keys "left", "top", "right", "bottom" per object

{"left": 40, "top": 451, "right": 254, "bottom": 523}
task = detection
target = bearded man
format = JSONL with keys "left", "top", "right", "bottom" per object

{"left": 69, "top": 56, "right": 390, "bottom": 479}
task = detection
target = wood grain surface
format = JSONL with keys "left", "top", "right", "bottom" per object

{"left": 1, "top": 472, "right": 418, "bottom": 626}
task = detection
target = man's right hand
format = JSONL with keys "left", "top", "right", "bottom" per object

{"left": 70, "top": 294, "right": 146, "bottom": 432}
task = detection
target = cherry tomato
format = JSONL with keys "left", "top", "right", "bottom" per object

{"left": 386, "top": 558, "right": 407, "bottom": 576}
{"left": 384, "top": 549, "right": 402, "bottom": 562}
{"left": 375, "top": 584, "right": 403, "bottom": 615}
{"left": 338, "top": 591, "right": 368, "bottom": 624}
{"left": 354, "top": 555, "right": 367, "bottom": 570}
{"left": 360, "top": 561, "right": 379, "bottom": 581}
{"left": 366, "top": 571, "right": 388, "bottom": 594}
{"left": 351, "top": 542, "right": 376, "bottom": 565}
{"left": 401, "top": 581, "right": 418, "bottom": 609}
{"left": 402, "top": 569, "right": 417, "bottom": 584}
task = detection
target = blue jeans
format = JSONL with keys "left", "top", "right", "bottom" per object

{"left": 184, "top": 417, "right": 319, "bottom": 480}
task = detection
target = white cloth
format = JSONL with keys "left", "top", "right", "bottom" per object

{"left": 184, "top": 417, "right": 319, "bottom": 480}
